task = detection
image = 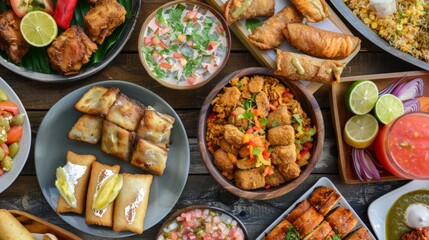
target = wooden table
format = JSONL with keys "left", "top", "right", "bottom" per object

{"left": 0, "top": 1, "right": 422, "bottom": 239}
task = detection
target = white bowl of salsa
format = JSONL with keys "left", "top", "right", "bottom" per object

{"left": 138, "top": 0, "right": 231, "bottom": 90}
{"left": 156, "top": 205, "right": 248, "bottom": 240}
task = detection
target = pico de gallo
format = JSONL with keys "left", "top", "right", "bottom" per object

{"left": 157, "top": 208, "right": 246, "bottom": 240}
{"left": 141, "top": 2, "right": 228, "bottom": 87}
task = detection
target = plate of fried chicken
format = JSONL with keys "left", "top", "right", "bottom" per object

{"left": 0, "top": 0, "right": 140, "bottom": 82}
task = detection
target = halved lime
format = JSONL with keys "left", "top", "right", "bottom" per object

{"left": 55, "top": 167, "right": 77, "bottom": 209}
{"left": 345, "top": 80, "right": 379, "bottom": 115}
{"left": 20, "top": 11, "right": 58, "bottom": 47}
{"left": 344, "top": 114, "right": 379, "bottom": 149}
{"left": 93, "top": 173, "right": 123, "bottom": 211}
{"left": 374, "top": 94, "right": 404, "bottom": 124}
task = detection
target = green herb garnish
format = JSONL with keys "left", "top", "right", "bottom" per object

{"left": 286, "top": 226, "right": 301, "bottom": 240}
{"left": 272, "top": 120, "right": 279, "bottom": 127}
{"left": 245, "top": 18, "right": 262, "bottom": 32}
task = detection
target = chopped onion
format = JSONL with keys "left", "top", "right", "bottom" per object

{"left": 403, "top": 98, "right": 421, "bottom": 113}
{"left": 391, "top": 78, "right": 424, "bottom": 101}
{"left": 351, "top": 148, "right": 383, "bottom": 181}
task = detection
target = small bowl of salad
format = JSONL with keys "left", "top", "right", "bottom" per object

{"left": 138, "top": 0, "right": 231, "bottom": 90}
{"left": 156, "top": 205, "right": 248, "bottom": 240}
{"left": 0, "top": 77, "right": 31, "bottom": 193}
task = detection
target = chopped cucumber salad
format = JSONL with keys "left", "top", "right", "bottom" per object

{"left": 142, "top": 3, "right": 228, "bottom": 86}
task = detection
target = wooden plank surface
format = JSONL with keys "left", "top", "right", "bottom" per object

{"left": 0, "top": 0, "right": 423, "bottom": 239}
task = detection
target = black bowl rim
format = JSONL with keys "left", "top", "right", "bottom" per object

{"left": 137, "top": 0, "right": 232, "bottom": 90}
{"left": 197, "top": 67, "right": 325, "bottom": 200}
{"left": 0, "top": 0, "right": 141, "bottom": 83}
{"left": 155, "top": 205, "right": 249, "bottom": 239}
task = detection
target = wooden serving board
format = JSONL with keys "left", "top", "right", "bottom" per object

{"left": 206, "top": 0, "right": 361, "bottom": 94}
{"left": 330, "top": 71, "right": 429, "bottom": 184}
{"left": 9, "top": 210, "right": 82, "bottom": 240}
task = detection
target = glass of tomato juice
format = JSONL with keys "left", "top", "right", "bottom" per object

{"left": 375, "top": 112, "right": 429, "bottom": 179}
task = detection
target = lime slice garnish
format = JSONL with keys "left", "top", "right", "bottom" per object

{"left": 20, "top": 11, "right": 58, "bottom": 47}
{"left": 345, "top": 80, "right": 379, "bottom": 115}
{"left": 55, "top": 167, "right": 77, "bottom": 209}
{"left": 344, "top": 114, "right": 379, "bottom": 149}
{"left": 93, "top": 173, "right": 123, "bottom": 211}
{"left": 374, "top": 94, "right": 404, "bottom": 124}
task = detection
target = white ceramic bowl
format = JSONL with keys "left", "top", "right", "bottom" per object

{"left": 0, "top": 77, "right": 31, "bottom": 193}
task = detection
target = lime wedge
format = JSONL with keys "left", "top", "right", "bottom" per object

{"left": 374, "top": 94, "right": 404, "bottom": 124}
{"left": 55, "top": 167, "right": 77, "bottom": 209}
{"left": 93, "top": 173, "right": 123, "bottom": 211}
{"left": 20, "top": 11, "right": 58, "bottom": 47}
{"left": 344, "top": 114, "right": 379, "bottom": 149}
{"left": 345, "top": 80, "right": 379, "bottom": 115}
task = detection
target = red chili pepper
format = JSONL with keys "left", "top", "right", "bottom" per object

{"left": 54, "top": 0, "right": 78, "bottom": 30}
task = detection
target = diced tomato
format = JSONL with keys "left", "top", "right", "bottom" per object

{"left": 207, "top": 112, "right": 216, "bottom": 120}
{"left": 6, "top": 126, "right": 22, "bottom": 144}
{"left": 159, "top": 40, "right": 167, "bottom": 49}
{"left": 185, "top": 10, "right": 198, "bottom": 20}
{"left": 187, "top": 77, "right": 196, "bottom": 85}
{"left": 0, "top": 143, "right": 8, "bottom": 157}
{"left": 152, "top": 37, "right": 160, "bottom": 45}
{"left": 173, "top": 52, "right": 183, "bottom": 59}
{"left": 265, "top": 184, "right": 271, "bottom": 189}
{"left": 248, "top": 136, "right": 264, "bottom": 147}
{"left": 299, "top": 147, "right": 310, "bottom": 159}
{"left": 215, "top": 25, "right": 225, "bottom": 34}
{"left": 152, "top": 51, "right": 159, "bottom": 59}
{"left": 246, "top": 128, "right": 254, "bottom": 134}
{"left": 263, "top": 166, "right": 274, "bottom": 176}
{"left": 160, "top": 27, "right": 171, "bottom": 35}
{"left": 178, "top": 34, "right": 186, "bottom": 43}
{"left": 42, "top": 0, "right": 54, "bottom": 15}
{"left": 187, "top": 40, "right": 194, "bottom": 47}
{"left": 143, "top": 36, "right": 152, "bottom": 46}
{"left": 207, "top": 41, "right": 218, "bottom": 51}
{"left": 160, "top": 62, "right": 172, "bottom": 69}
{"left": 304, "top": 141, "right": 313, "bottom": 149}
{"left": 262, "top": 149, "right": 271, "bottom": 160}
{"left": 10, "top": 0, "right": 29, "bottom": 18}
{"left": 250, "top": 108, "right": 260, "bottom": 116}
{"left": 0, "top": 101, "right": 19, "bottom": 115}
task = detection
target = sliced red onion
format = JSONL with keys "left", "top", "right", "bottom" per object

{"left": 403, "top": 98, "right": 421, "bottom": 114}
{"left": 351, "top": 148, "right": 383, "bottom": 181}
{"left": 379, "top": 74, "right": 408, "bottom": 96}
{"left": 364, "top": 149, "right": 383, "bottom": 172}
{"left": 391, "top": 78, "right": 424, "bottom": 101}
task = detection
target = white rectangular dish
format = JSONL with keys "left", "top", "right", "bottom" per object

{"left": 368, "top": 180, "right": 429, "bottom": 240}
{"left": 256, "top": 177, "right": 376, "bottom": 239}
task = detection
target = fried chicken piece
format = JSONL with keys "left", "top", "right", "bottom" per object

{"left": 47, "top": 26, "right": 97, "bottom": 75}
{"left": 0, "top": 11, "right": 30, "bottom": 63}
{"left": 84, "top": 0, "right": 127, "bottom": 45}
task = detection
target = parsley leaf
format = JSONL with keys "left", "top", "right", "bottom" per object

{"left": 292, "top": 114, "right": 303, "bottom": 124}
{"left": 245, "top": 18, "right": 262, "bottom": 32}
{"left": 252, "top": 147, "right": 262, "bottom": 156}
{"left": 242, "top": 111, "right": 255, "bottom": 121}
{"left": 156, "top": 8, "right": 166, "bottom": 25}
{"left": 286, "top": 226, "right": 301, "bottom": 240}
{"left": 332, "top": 234, "right": 341, "bottom": 240}
{"left": 272, "top": 120, "right": 279, "bottom": 127}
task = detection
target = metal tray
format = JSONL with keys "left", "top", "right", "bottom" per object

{"left": 330, "top": 0, "right": 429, "bottom": 71}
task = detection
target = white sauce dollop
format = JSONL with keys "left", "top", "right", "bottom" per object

{"left": 63, "top": 162, "right": 87, "bottom": 196}
{"left": 404, "top": 203, "right": 429, "bottom": 229}
{"left": 125, "top": 188, "right": 146, "bottom": 224}
{"left": 370, "top": 0, "right": 396, "bottom": 18}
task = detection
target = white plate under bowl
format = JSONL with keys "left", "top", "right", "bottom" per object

{"left": 368, "top": 180, "right": 429, "bottom": 240}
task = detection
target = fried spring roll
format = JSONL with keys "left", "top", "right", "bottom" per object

{"left": 248, "top": 6, "right": 303, "bottom": 50}
{"left": 86, "top": 162, "right": 120, "bottom": 227}
{"left": 56, "top": 151, "right": 96, "bottom": 214}
{"left": 0, "top": 209, "right": 34, "bottom": 240}
{"left": 224, "top": 0, "right": 275, "bottom": 24}
{"left": 290, "top": 0, "right": 329, "bottom": 22}
{"left": 275, "top": 50, "right": 345, "bottom": 84}
{"left": 284, "top": 23, "right": 361, "bottom": 59}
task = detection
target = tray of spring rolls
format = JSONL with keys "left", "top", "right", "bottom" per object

{"left": 34, "top": 81, "right": 190, "bottom": 238}
{"left": 0, "top": 0, "right": 140, "bottom": 82}
{"left": 0, "top": 209, "right": 81, "bottom": 240}
{"left": 206, "top": 0, "right": 361, "bottom": 93}
{"left": 256, "top": 177, "right": 376, "bottom": 239}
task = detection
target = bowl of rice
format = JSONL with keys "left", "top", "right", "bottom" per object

{"left": 197, "top": 67, "right": 324, "bottom": 200}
